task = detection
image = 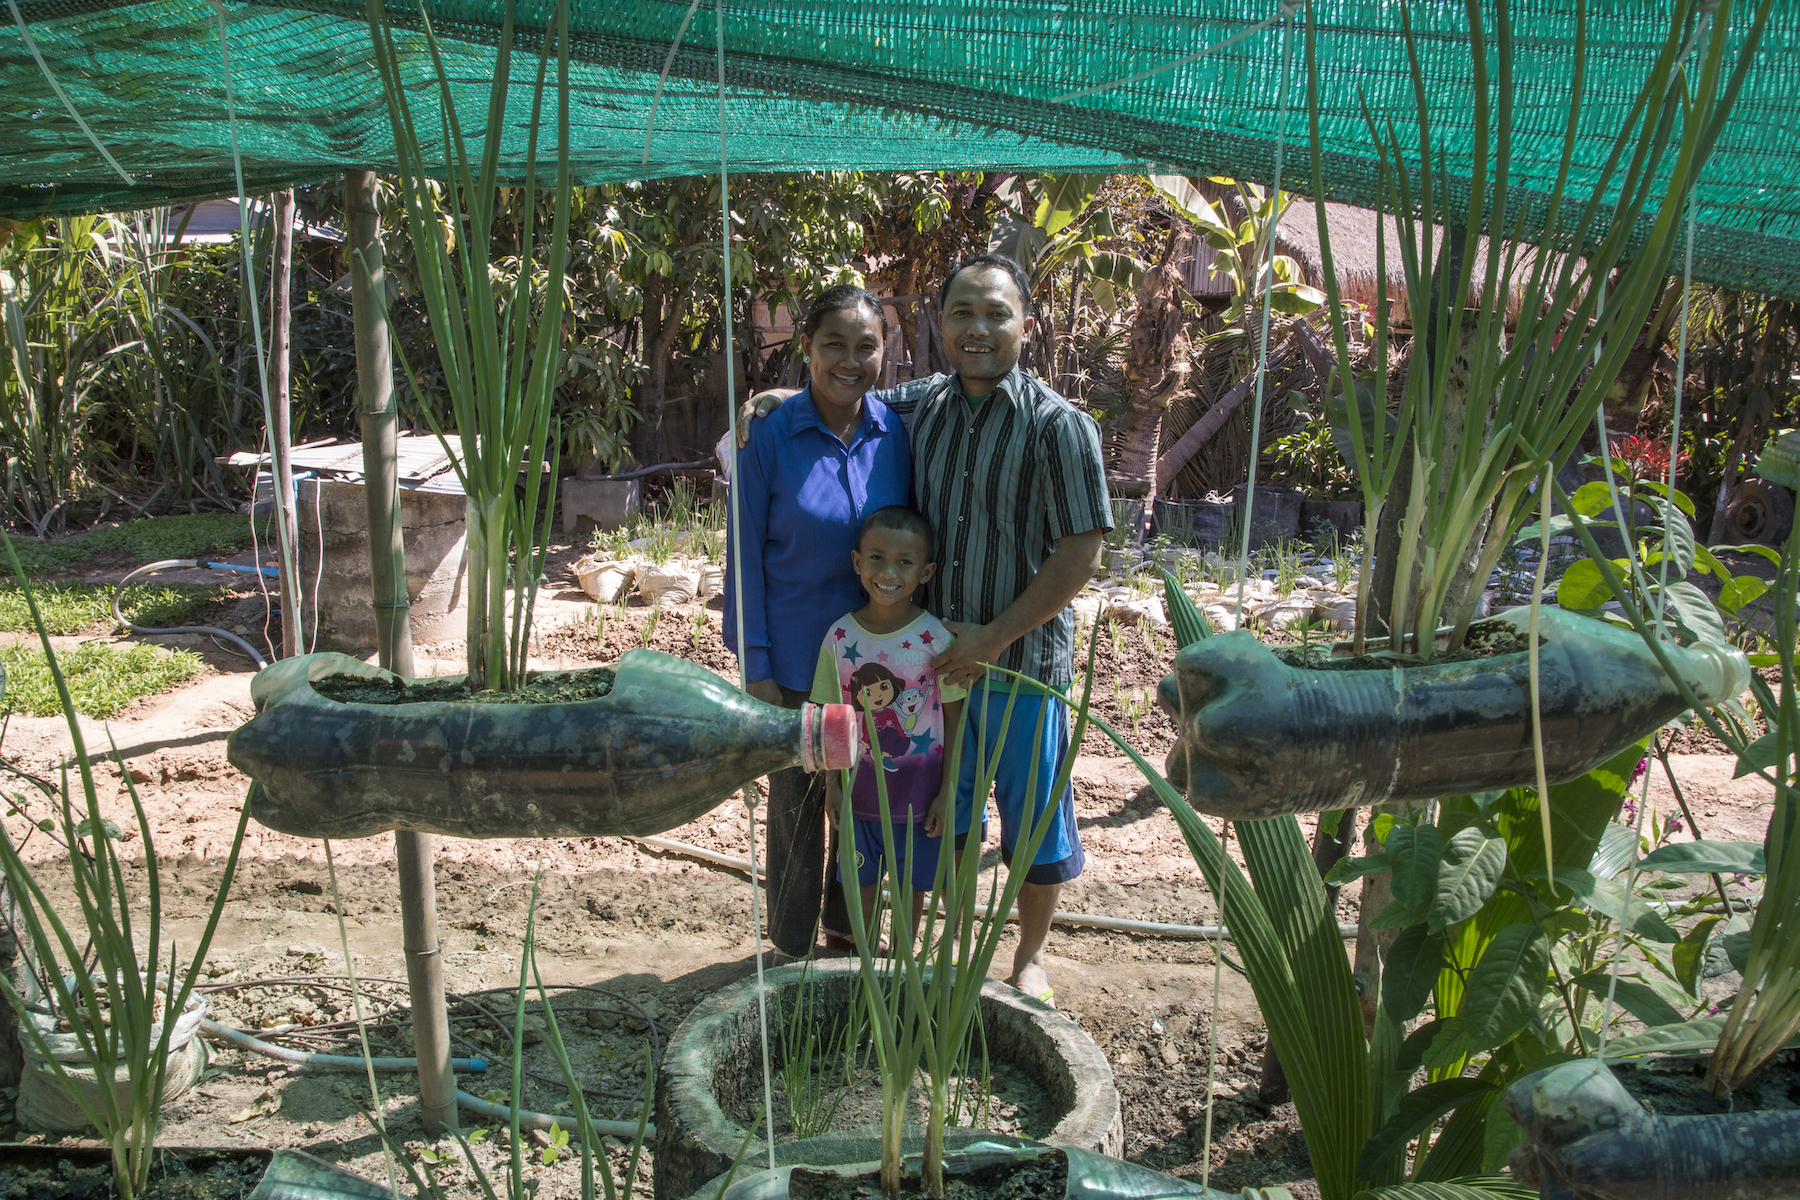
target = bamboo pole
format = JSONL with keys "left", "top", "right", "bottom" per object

{"left": 347, "top": 169, "right": 457, "bottom": 1134}
{"left": 267, "top": 188, "right": 303, "bottom": 660}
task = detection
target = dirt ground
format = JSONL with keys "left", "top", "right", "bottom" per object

{"left": 0, "top": 536, "right": 1778, "bottom": 1199}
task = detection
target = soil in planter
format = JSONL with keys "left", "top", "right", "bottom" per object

{"left": 0, "top": 1152, "right": 267, "bottom": 1200}
{"left": 316, "top": 665, "right": 616, "bottom": 706}
{"left": 1274, "top": 620, "right": 1541, "bottom": 671}
{"left": 786, "top": 1150, "right": 1068, "bottom": 1200}
{"left": 1610, "top": 1048, "right": 1800, "bottom": 1116}
{"left": 727, "top": 1055, "right": 1055, "bottom": 1143}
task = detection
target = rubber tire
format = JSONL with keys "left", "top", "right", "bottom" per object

{"left": 1723, "top": 479, "right": 1795, "bottom": 546}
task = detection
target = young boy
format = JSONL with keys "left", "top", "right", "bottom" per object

{"left": 811, "top": 506, "right": 966, "bottom": 942}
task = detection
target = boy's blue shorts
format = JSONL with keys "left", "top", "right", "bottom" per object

{"left": 953, "top": 681, "right": 1085, "bottom": 886}
{"left": 840, "top": 817, "right": 944, "bottom": 893}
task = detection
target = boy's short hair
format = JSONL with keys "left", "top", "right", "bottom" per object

{"left": 858, "top": 505, "right": 935, "bottom": 561}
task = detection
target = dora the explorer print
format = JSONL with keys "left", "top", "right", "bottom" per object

{"left": 810, "top": 611, "right": 967, "bottom": 822}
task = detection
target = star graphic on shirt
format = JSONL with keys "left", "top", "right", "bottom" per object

{"left": 834, "top": 627, "right": 848, "bottom": 641}
{"left": 900, "top": 640, "right": 912, "bottom": 650}
{"left": 910, "top": 729, "right": 936, "bottom": 754}
{"left": 918, "top": 630, "right": 935, "bottom": 645}
{"left": 841, "top": 640, "right": 863, "bottom": 664}
{"left": 875, "top": 650, "right": 891, "bottom": 664}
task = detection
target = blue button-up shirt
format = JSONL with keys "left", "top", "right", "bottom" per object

{"left": 723, "top": 386, "right": 912, "bottom": 692}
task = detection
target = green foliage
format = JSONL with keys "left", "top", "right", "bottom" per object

{"left": 0, "top": 580, "right": 228, "bottom": 635}
{"left": 0, "top": 533, "right": 249, "bottom": 1200}
{"left": 838, "top": 656, "right": 1096, "bottom": 1198}
{"left": 1148, "top": 175, "right": 1325, "bottom": 322}
{"left": 0, "top": 642, "right": 203, "bottom": 717}
{"left": 7, "top": 513, "right": 263, "bottom": 575}
{"left": 1304, "top": 0, "right": 1774, "bottom": 655}
{"left": 1, "top": 214, "right": 269, "bottom": 533}
{"left": 366, "top": 0, "right": 571, "bottom": 691}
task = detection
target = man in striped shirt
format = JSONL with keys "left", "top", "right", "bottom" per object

{"left": 886, "top": 255, "right": 1112, "bottom": 1003}
{"left": 745, "top": 254, "right": 1112, "bottom": 1000}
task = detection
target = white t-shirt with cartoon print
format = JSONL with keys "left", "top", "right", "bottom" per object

{"left": 810, "top": 611, "right": 967, "bottom": 822}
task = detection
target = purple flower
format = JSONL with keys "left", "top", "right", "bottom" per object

{"left": 1667, "top": 816, "right": 1684, "bottom": 836}
{"left": 1621, "top": 798, "right": 1638, "bottom": 823}
{"left": 1632, "top": 758, "right": 1649, "bottom": 783}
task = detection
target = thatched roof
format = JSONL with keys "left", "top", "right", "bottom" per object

{"left": 1180, "top": 197, "right": 1583, "bottom": 324}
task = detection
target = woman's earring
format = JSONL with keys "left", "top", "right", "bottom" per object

{"left": 803, "top": 355, "right": 811, "bottom": 364}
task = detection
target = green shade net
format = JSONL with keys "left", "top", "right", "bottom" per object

{"left": 4, "top": 0, "right": 1799, "bottom": 296}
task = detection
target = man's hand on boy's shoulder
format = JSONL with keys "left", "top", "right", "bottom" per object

{"left": 933, "top": 621, "right": 1010, "bottom": 691}
{"left": 735, "top": 389, "right": 797, "bottom": 448}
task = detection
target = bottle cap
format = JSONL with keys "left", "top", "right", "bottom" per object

{"left": 798, "top": 702, "right": 859, "bottom": 772}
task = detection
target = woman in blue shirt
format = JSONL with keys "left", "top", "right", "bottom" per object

{"left": 725, "top": 285, "right": 911, "bottom": 956}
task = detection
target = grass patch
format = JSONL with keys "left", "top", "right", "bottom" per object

{"left": 0, "top": 642, "right": 206, "bottom": 718}
{"left": 0, "top": 581, "right": 233, "bottom": 635}
{"left": 5, "top": 514, "right": 267, "bottom": 576}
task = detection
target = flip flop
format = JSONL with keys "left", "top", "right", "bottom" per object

{"left": 1033, "top": 986, "right": 1056, "bottom": 1009}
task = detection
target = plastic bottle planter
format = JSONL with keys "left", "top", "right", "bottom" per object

{"left": 1505, "top": 1059, "right": 1800, "bottom": 1200}
{"left": 703, "top": 1144, "right": 1262, "bottom": 1200}
{"left": 227, "top": 649, "right": 858, "bottom": 840}
{"left": 1155, "top": 606, "right": 1749, "bottom": 821}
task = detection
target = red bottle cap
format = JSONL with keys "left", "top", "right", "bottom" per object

{"left": 798, "top": 702, "right": 859, "bottom": 772}
{"left": 818, "top": 704, "right": 858, "bottom": 771}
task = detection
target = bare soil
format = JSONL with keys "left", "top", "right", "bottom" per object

{"left": 0, "top": 536, "right": 1776, "bottom": 1200}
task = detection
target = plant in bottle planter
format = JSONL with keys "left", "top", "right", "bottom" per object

{"left": 1157, "top": 0, "right": 1767, "bottom": 822}
{"left": 1502, "top": 436, "right": 1800, "bottom": 1199}
{"left": 0, "top": 538, "right": 251, "bottom": 1199}
{"left": 227, "top": 1, "right": 859, "bottom": 839}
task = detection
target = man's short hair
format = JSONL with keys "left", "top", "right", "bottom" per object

{"left": 939, "top": 253, "right": 1034, "bottom": 315}
{"left": 859, "top": 505, "right": 935, "bottom": 561}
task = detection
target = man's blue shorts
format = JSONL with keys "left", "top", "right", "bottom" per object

{"left": 953, "top": 681, "right": 1085, "bottom": 885}
{"left": 839, "top": 818, "right": 944, "bottom": 893}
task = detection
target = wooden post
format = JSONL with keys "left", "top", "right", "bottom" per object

{"left": 347, "top": 169, "right": 457, "bottom": 1134}
{"left": 268, "top": 188, "right": 304, "bottom": 660}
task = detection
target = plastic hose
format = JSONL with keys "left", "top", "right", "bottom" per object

{"left": 204, "top": 1018, "right": 656, "bottom": 1140}
{"left": 114, "top": 558, "right": 276, "bottom": 669}
{"left": 201, "top": 1017, "right": 488, "bottom": 1074}
{"left": 629, "top": 835, "right": 1358, "bottom": 939}
{"left": 455, "top": 1089, "right": 653, "bottom": 1142}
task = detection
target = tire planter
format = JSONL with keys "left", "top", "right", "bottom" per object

{"left": 0, "top": 1147, "right": 392, "bottom": 1200}
{"left": 228, "top": 649, "right": 856, "bottom": 841}
{"left": 1156, "top": 605, "right": 1750, "bottom": 820}
{"left": 653, "top": 961, "right": 1123, "bottom": 1200}
{"left": 694, "top": 1142, "right": 1254, "bottom": 1200}
{"left": 1505, "top": 1058, "right": 1800, "bottom": 1200}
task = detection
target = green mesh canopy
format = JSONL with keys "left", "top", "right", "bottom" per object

{"left": 4, "top": 0, "right": 1799, "bottom": 296}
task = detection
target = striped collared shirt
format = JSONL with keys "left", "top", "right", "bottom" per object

{"left": 875, "top": 368, "right": 1112, "bottom": 686}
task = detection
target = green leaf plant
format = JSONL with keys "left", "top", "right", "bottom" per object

{"left": 1543, "top": 434, "right": 1800, "bottom": 1098}
{"left": 837, "top": 644, "right": 1096, "bottom": 1200}
{"left": 1147, "top": 174, "right": 1326, "bottom": 324}
{"left": 1301, "top": 0, "right": 1774, "bottom": 658}
{"left": 363, "top": 0, "right": 570, "bottom": 690}
{"left": 1111, "top": 585, "right": 1697, "bottom": 1200}
{"left": 0, "top": 533, "right": 251, "bottom": 1200}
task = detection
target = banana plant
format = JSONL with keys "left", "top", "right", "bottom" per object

{"left": 1148, "top": 174, "right": 1325, "bottom": 324}
{"left": 987, "top": 173, "right": 1144, "bottom": 312}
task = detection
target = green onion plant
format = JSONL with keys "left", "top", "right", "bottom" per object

{"left": 363, "top": 0, "right": 571, "bottom": 691}
{"left": 0, "top": 534, "right": 250, "bottom": 1200}
{"left": 840, "top": 641, "right": 1096, "bottom": 1199}
{"left": 1303, "top": 0, "right": 1772, "bottom": 657}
